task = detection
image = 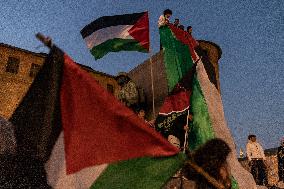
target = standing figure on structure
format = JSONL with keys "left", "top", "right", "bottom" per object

{"left": 158, "top": 9, "right": 172, "bottom": 28}
{"left": 246, "top": 134, "right": 268, "bottom": 186}
{"left": 173, "top": 18, "right": 180, "bottom": 27}
{"left": 187, "top": 26, "right": 193, "bottom": 36}
{"left": 158, "top": 9, "right": 172, "bottom": 50}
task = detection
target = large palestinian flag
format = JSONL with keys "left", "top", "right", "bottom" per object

{"left": 159, "top": 24, "right": 215, "bottom": 150}
{"left": 81, "top": 12, "right": 149, "bottom": 60}
{"left": 159, "top": 24, "right": 256, "bottom": 188}
{"left": 8, "top": 46, "right": 184, "bottom": 189}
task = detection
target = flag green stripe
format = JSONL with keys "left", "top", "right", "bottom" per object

{"left": 159, "top": 26, "right": 193, "bottom": 92}
{"left": 188, "top": 76, "right": 215, "bottom": 150}
{"left": 91, "top": 154, "right": 185, "bottom": 189}
{"left": 90, "top": 38, "right": 148, "bottom": 60}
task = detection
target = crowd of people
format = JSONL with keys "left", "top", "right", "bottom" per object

{"left": 158, "top": 9, "right": 194, "bottom": 50}
{"left": 158, "top": 9, "right": 193, "bottom": 34}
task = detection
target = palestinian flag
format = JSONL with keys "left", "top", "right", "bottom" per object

{"left": 8, "top": 46, "right": 184, "bottom": 189}
{"left": 81, "top": 11, "right": 149, "bottom": 60}
{"left": 155, "top": 63, "right": 196, "bottom": 146}
{"left": 159, "top": 24, "right": 255, "bottom": 188}
{"left": 159, "top": 24, "right": 215, "bottom": 150}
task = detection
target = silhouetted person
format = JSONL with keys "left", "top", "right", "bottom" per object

{"left": 178, "top": 25, "right": 185, "bottom": 31}
{"left": 187, "top": 26, "right": 193, "bottom": 36}
{"left": 183, "top": 138, "right": 237, "bottom": 189}
{"left": 173, "top": 18, "right": 180, "bottom": 27}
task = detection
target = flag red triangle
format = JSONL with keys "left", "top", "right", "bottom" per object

{"left": 168, "top": 24, "right": 198, "bottom": 61}
{"left": 128, "top": 12, "right": 150, "bottom": 51}
{"left": 60, "top": 54, "right": 178, "bottom": 174}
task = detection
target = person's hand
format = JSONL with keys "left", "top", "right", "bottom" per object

{"left": 148, "top": 120, "right": 155, "bottom": 125}
{"left": 187, "top": 114, "right": 193, "bottom": 121}
{"left": 183, "top": 125, "right": 189, "bottom": 131}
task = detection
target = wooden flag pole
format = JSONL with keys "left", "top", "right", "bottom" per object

{"left": 183, "top": 110, "right": 190, "bottom": 153}
{"left": 35, "top": 33, "right": 52, "bottom": 48}
{"left": 149, "top": 48, "right": 156, "bottom": 118}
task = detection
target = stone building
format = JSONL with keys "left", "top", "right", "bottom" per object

{"left": 128, "top": 40, "right": 222, "bottom": 118}
{"left": 0, "top": 43, "right": 118, "bottom": 119}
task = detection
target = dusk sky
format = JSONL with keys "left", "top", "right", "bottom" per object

{"left": 0, "top": 0, "right": 283, "bottom": 152}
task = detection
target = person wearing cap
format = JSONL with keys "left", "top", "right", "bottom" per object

{"left": 115, "top": 72, "right": 139, "bottom": 111}
{"left": 246, "top": 134, "right": 268, "bottom": 185}
{"left": 277, "top": 138, "right": 284, "bottom": 182}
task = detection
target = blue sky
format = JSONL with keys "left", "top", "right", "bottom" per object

{"left": 0, "top": 0, "right": 283, "bottom": 151}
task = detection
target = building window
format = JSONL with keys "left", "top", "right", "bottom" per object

{"left": 29, "top": 63, "right": 41, "bottom": 77}
{"left": 107, "top": 84, "right": 114, "bottom": 94}
{"left": 5, "top": 57, "right": 20, "bottom": 74}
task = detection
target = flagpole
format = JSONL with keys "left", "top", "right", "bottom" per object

{"left": 149, "top": 48, "right": 156, "bottom": 118}
{"left": 183, "top": 110, "right": 190, "bottom": 153}
{"left": 35, "top": 33, "right": 52, "bottom": 48}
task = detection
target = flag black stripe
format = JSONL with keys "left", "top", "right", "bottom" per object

{"left": 10, "top": 46, "right": 64, "bottom": 163}
{"left": 81, "top": 12, "right": 146, "bottom": 38}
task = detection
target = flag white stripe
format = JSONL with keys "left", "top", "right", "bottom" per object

{"left": 45, "top": 132, "right": 108, "bottom": 189}
{"left": 84, "top": 25, "right": 134, "bottom": 49}
{"left": 196, "top": 56, "right": 257, "bottom": 189}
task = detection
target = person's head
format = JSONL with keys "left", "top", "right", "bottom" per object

{"left": 174, "top": 18, "right": 179, "bottom": 26}
{"left": 184, "top": 138, "right": 232, "bottom": 188}
{"left": 248, "top": 134, "right": 256, "bottom": 142}
{"left": 115, "top": 72, "right": 130, "bottom": 87}
{"left": 137, "top": 108, "right": 145, "bottom": 119}
{"left": 187, "top": 26, "right": 192, "bottom": 34}
{"left": 163, "top": 9, "right": 172, "bottom": 19}
{"left": 178, "top": 25, "right": 185, "bottom": 30}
